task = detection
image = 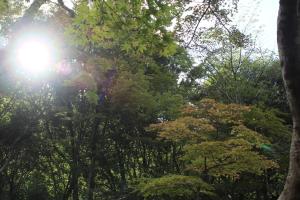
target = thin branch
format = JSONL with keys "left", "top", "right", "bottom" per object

{"left": 229, "top": 46, "right": 236, "bottom": 81}
{"left": 57, "top": 0, "right": 76, "bottom": 17}
{"left": 210, "top": 7, "right": 231, "bottom": 35}
{"left": 185, "top": 4, "right": 210, "bottom": 48}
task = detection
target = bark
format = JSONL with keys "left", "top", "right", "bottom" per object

{"left": 87, "top": 119, "right": 106, "bottom": 200}
{"left": 57, "top": 0, "right": 75, "bottom": 17}
{"left": 87, "top": 127, "right": 97, "bottom": 200}
{"left": 69, "top": 120, "right": 79, "bottom": 200}
{"left": 172, "top": 145, "right": 180, "bottom": 173}
{"left": 9, "top": 180, "right": 16, "bottom": 200}
{"left": 62, "top": 173, "right": 72, "bottom": 200}
{"left": 119, "top": 155, "right": 127, "bottom": 194}
{"left": 23, "top": 0, "right": 48, "bottom": 20}
{"left": 12, "top": 0, "right": 47, "bottom": 30}
{"left": 277, "top": 0, "right": 300, "bottom": 199}
{"left": 115, "top": 145, "right": 127, "bottom": 193}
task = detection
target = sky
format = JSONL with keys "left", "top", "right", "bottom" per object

{"left": 234, "top": 0, "right": 279, "bottom": 52}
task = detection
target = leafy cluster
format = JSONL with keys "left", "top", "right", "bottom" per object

{"left": 137, "top": 99, "right": 284, "bottom": 199}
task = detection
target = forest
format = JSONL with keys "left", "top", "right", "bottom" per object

{"left": 0, "top": 0, "right": 298, "bottom": 200}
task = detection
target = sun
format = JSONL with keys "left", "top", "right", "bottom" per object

{"left": 15, "top": 37, "right": 53, "bottom": 76}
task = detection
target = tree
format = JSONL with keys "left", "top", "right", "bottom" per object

{"left": 0, "top": 0, "right": 294, "bottom": 199}
{"left": 0, "top": 1, "right": 190, "bottom": 199}
{"left": 179, "top": 24, "right": 289, "bottom": 112}
{"left": 277, "top": 0, "right": 300, "bottom": 199}
{"left": 143, "top": 99, "right": 284, "bottom": 200}
{"left": 136, "top": 175, "right": 215, "bottom": 200}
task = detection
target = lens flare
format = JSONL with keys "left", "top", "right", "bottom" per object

{"left": 14, "top": 34, "right": 55, "bottom": 78}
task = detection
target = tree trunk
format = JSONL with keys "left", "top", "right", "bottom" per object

{"left": 71, "top": 139, "right": 79, "bottom": 200}
{"left": 87, "top": 136, "right": 96, "bottom": 200}
{"left": 9, "top": 180, "right": 16, "bottom": 200}
{"left": 277, "top": 0, "right": 300, "bottom": 199}
{"left": 116, "top": 145, "right": 127, "bottom": 194}
{"left": 87, "top": 118, "right": 103, "bottom": 200}
{"left": 69, "top": 120, "right": 79, "bottom": 200}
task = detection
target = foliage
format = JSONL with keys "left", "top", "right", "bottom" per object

{"left": 181, "top": 36, "right": 288, "bottom": 113}
{"left": 184, "top": 139, "right": 276, "bottom": 178}
{"left": 149, "top": 116, "right": 215, "bottom": 143}
{"left": 67, "top": 0, "right": 177, "bottom": 57}
{"left": 0, "top": 1, "right": 292, "bottom": 200}
{"left": 136, "top": 175, "right": 215, "bottom": 200}
{"left": 150, "top": 99, "right": 278, "bottom": 178}
{"left": 143, "top": 99, "right": 286, "bottom": 200}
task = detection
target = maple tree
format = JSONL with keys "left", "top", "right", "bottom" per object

{"left": 142, "top": 99, "right": 286, "bottom": 199}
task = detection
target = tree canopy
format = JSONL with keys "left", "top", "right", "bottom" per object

{"left": 0, "top": 1, "right": 292, "bottom": 200}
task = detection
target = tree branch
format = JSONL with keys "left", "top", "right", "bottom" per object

{"left": 11, "top": 0, "right": 48, "bottom": 33}
{"left": 57, "top": 0, "right": 75, "bottom": 17}
{"left": 185, "top": 4, "right": 210, "bottom": 48}
{"left": 22, "top": 0, "right": 48, "bottom": 22}
{"left": 210, "top": 7, "right": 231, "bottom": 35}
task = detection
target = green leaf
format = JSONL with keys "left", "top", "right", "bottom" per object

{"left": 136, "top": 175, "right": 215, "bottom": 200}
{"left": 85, "top": 91, "right": 98, "bottom": 105}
